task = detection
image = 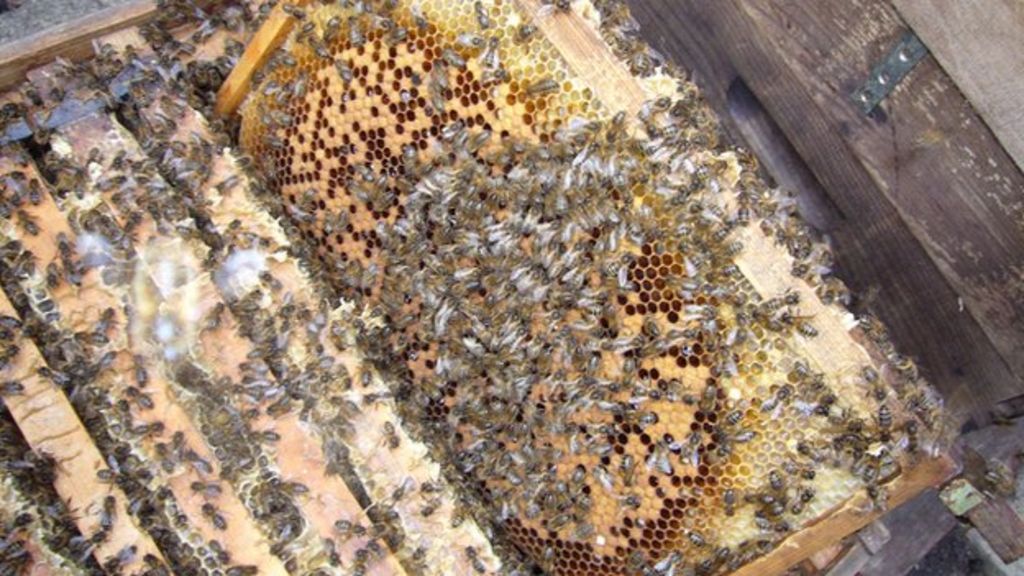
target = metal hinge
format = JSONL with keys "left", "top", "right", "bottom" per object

{"left": 851, "top": 31, "right": 928, "bottom": 114}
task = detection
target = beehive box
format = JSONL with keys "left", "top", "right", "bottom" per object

{"left": 233, "top": 0, "right": 957, "bottom": 574}
{"left": 0, "top": 1, "right": 956, "bottom": 575}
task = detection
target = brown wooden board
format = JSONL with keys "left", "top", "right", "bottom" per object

{"left": 858, "top": 489, "right": 958, "bottom": 576}
{"left": 0, "top": 0, "right": 223, "bottom": 93}
{"left": 627, "top": 0, "right": 1024, "bottom": 425}
{"left": 966, "top": 498, "right": 1024, "bottom": 565}
{"left": 893, "top": 0, "right": 1024, "bottom": 175}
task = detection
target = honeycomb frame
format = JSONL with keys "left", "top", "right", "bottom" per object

{"left": 233, "top": 1, "right": 947, "bottom": 574}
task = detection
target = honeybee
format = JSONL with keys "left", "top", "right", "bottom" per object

{"left": 381, "top": 421, "right": 400, "bottom": 449}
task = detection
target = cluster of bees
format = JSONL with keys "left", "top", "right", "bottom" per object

{"left": 237, "top": 1, "right": 948, "bottom": 575}
{"left": 0, "top": 0, "right": 949, "bottom": 575}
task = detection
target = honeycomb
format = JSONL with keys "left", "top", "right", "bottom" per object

{"left": 238, "top": 1, "right": 943, "bottom": 574}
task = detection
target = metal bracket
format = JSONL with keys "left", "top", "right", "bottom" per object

{"left": 851, "top": 32, "right": 928, "bottom": 114}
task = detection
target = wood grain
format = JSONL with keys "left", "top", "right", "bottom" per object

{"left": 0, "top": 1, "right": 153, "bottom": 92}
{"left": 736, "top": 0, "right": 1024, "bottom": 392}
{"left": 628, "top": 0, "right": 1024, "bottom": 424}
{"left": 966, "top": 499, "right": 1024, "bottom": 564}
{"left": 893, "top": 0, "right": 1024, "bottom": 174}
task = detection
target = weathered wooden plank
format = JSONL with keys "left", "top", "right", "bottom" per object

{"left": 966, "top": 499, "right": 1024, "bottom": 565}
{"left": 629, "top": 0, "right": 1023, "bottom": 424}
{"left": 858, "top": 490, "right": 957, "bottom": 576}
{"left": 0, "top": 1, "right": 165, "bottom": 92}
{"left": 893, "top": 0, "right": 1024, "bottom": 174}
{"left": 733, "top": 0, "right": 1024, "bottom": 407}
{"left": 741, "top": 0, "right": 1019, "bottom": 385}
{"left": 0, "top": 0, "right": 230, "bottom": 92}
{"left": 824, "top": 543, "right": 870, "bottom": 576}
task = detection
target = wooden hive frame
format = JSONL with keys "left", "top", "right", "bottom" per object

{"left": 0, "top": 1, "right": 961, "bottom": 575}
{"left": 217, "top": 0, "right": 959, "bottom": 573}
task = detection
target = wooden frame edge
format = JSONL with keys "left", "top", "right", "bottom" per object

{"left": 0, "top": 0, "right": 223, "bottom": 94}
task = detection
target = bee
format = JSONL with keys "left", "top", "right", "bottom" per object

{"left": 322, "top": 15, "right": 342, "bottom": 43}
{"left": 619, "top": 454, "right": 637, "bottom": 487}
{"left": 866, "top": 484, "right": 888, "bottom": 512}
{"left": 525, "top": 77, "right": 559, "bottom": 97}
{"left": 515, "top": 23, "right": 537, "bottom": 43}
{"left": 386, "top": 25, "right": 408, "bottom": 46}
{"left": 281, "top": 3, "right": 306, "bottom": 19}
{"left": 346, "top": 16, "right": 365, "bottom": 47}
{"left": 410, "top": 546, "right": 428, "bottom": 568}
{"left": 687, "top": 529, "right": 706, "bottom": 547}
{"left": 381, "top": 421, "right": 400, "bottom": 449}
{"left": 731, "top": 429, "right": 757, "bottom": 443}
{"left": 617, "top": 493, "right": 641, "bottom": 510}
{"left": 982, "top": 459, "right": 1016, "bottom": 497}
{"left": 465, "top": 546, "right": 487, "bottom": 574}
{"left": 132, "top": 358, "right": 149, "bottom": 388}
{"left": 459, "top": 32, "right": 488, "bottom": 52}
{"left": 478, "top": 37, "right": 501, "bottom": 76}
{"left": 725, "top": 409, "right": 744, "bottom": 426}
{"left": 876, "top": 403, "right": 892, "bottom": 441}
{"left": 125, "top": 387, "right": 154, "bottom": 410}
{"left": 202, "top": 503, "right": 227, "bottom": 530}
{"left": 441, "top": 48, "right": 466, "bottom": 70}
{"left": 190, "top": 481, "right": 222, "bottom": 499}
{"left": 768, "top": 470, "right": 784, "bottom": 492}
{"left": 723, "top": 488, "right": 737, "bottom": 516}
{"left": 593, "top": 464, "right": 614, "bottom": 492}
{"left": 696, "top": 383, "right": 718, "bottom": 413}
{"left": 333, "top": 519, "right": 367, "bottom": 542}
{"left": 257, "top": 429, "right": 281, "bottom": 443}
{"left": 795, "top": 320, "right": 818, "bottom": 338}
{"left": 99, "top": 495, "right": 116, "bottom": 532}
{"left": 903, "top": 420, "right": 919, "bottom": 453}
{"left": 16, "top": 210, "right": 38, "bottom": 236}
{"left": 646, "top": 440, "right": 673, "bottom": 476}
{"left": 753, "top": 514, "right": 774, "bottom": 533}
{"left": 473, "top": 1, "right": 490, "bottom": 29}
{"left": 205, "top": 302, "right": 225, "bottom": 332}
{"left": 420, "top": 497, "right": 442, "bottom": 517}
{"left": 362, "top": 391, "right": 392, "bottom": 405}
{"left": 545, "top": 0, "right": 572, "bottom": 13}
{"left": 0, "top": 380, "right": 24, "bottom": 395}
{"left": 44, "top": 262, "right": 62, "bottom": 289}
